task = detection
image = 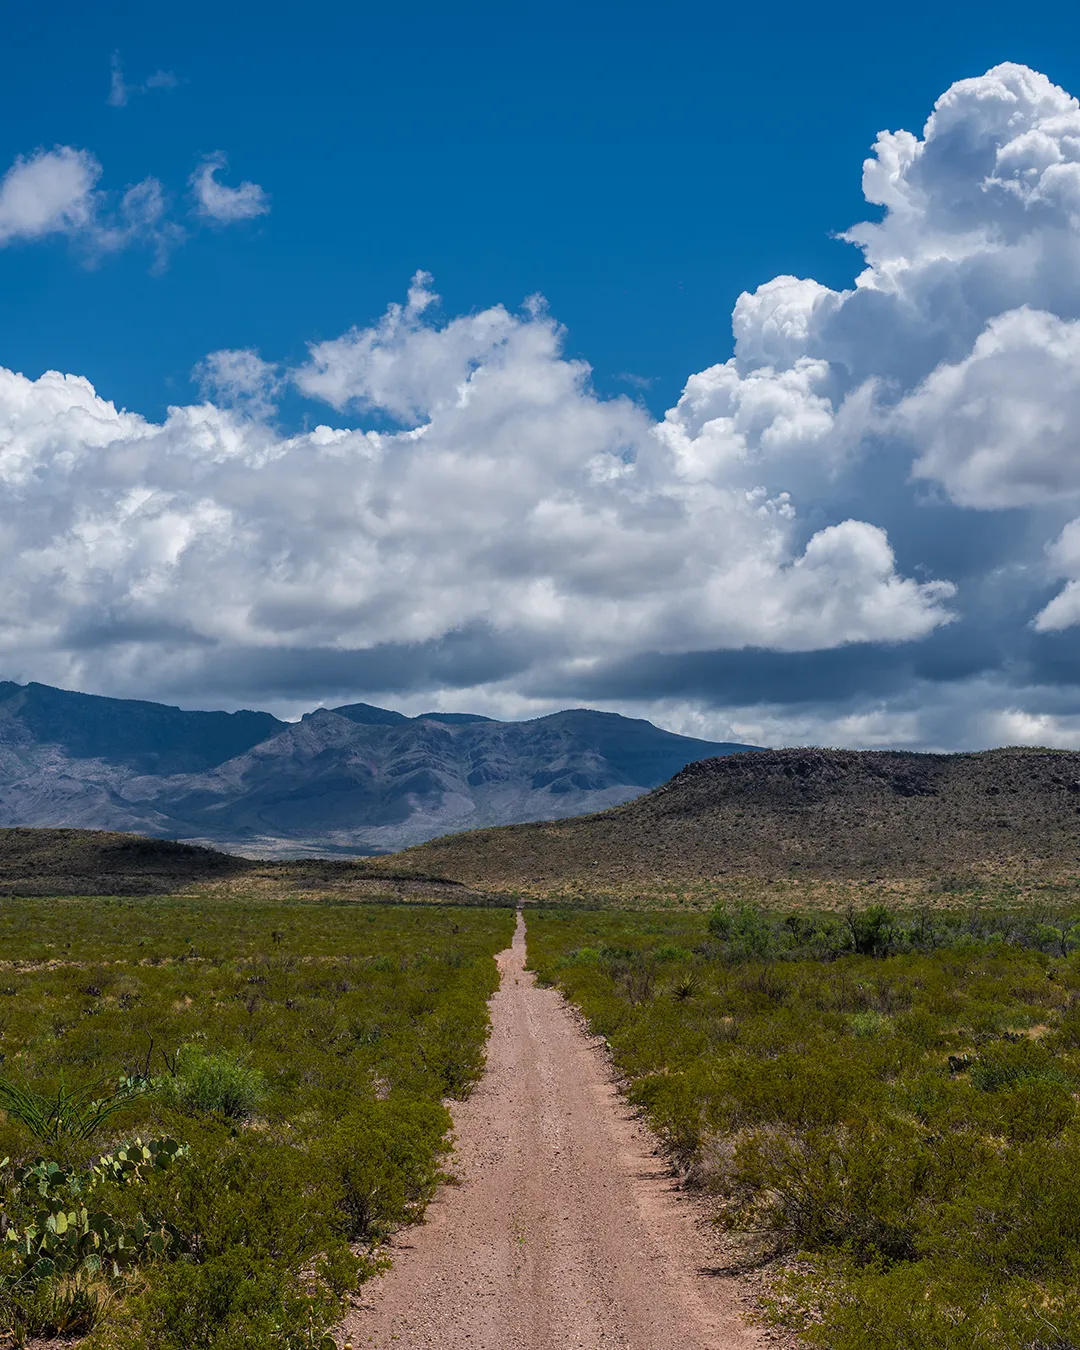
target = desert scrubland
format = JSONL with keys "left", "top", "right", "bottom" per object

{"left": 0, "top": 893, "right": 512, "bottom": 1347}
{"left": 6, "top": 746, "right": 1080, "bottom": 1348}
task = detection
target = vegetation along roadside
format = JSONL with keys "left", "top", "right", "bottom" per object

{"left": 0, "top": 893, "right": 514, "bottom": 1348}
{"left": 526, "top": 900, "right": 1080, "bottom": 1350}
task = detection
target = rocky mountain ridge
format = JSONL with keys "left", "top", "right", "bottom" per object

{"left": 0, "top": 681, "right": 758, "bottom": 855}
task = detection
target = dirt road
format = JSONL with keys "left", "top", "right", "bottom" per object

{"left": 342, "top": 910, "right": 772, "bottom": 1350}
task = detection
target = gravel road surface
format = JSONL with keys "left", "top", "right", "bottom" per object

{"left": 342, "top": 910, "right": 772, "bottom": 1350}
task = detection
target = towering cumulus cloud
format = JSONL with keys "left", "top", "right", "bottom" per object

{"left": 4, "top": 62, "right": 1080, "bottom": 746}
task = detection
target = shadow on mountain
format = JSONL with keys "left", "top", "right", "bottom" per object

{"left": 0, "top": 829, "right": 252, "bottom": 895}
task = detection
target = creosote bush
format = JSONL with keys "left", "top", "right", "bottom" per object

{"left": 527, "top": 900, "right": 1080, "bottom": 1350}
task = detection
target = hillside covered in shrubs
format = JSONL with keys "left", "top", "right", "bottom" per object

{"left": 397, "top": 747, "right": 1080, "bottom": 890}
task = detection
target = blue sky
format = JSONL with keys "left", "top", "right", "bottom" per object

{"left": 4, "top": 0, "right": 1074, "bottom": 422}
{"left": 5, "top": 2, "right": 1080, "bottom": 748}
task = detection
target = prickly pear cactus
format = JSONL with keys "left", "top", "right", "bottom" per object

{"left": 1, "top": 1137, "right": 185, "bottom": 1288}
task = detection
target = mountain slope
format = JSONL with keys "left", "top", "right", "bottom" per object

{"left": 0, "top": 682, "right": 285, "bottom": 774}
{"left": 387, "top": 747, "right": 1080, "bottom": 887}
{"left": 0, "top": 682, "right": 759, "bottom": 854}
{"left": 144, "top": 707, "right": 758, "bottom": 852}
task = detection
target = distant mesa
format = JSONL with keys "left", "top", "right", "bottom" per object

{"left": 0, "top": 827, "right": 249, "bottom": 896}
{"left": 0, "top": 680, "right": 759, "bottom": 858}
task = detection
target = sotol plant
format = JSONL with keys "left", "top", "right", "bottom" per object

{"left": 0, "top": 1076, "right": 147, "bottom": 1145}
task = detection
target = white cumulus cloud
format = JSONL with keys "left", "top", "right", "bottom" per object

{"left": 901, "top": 307, "right": 1080, "bottom": 508}
{"left": 648, "top": 62, "right": 1080, "bottom": 658}
{"left": 295, "top": 272, "right": 503, "bottom": 421}
{"left": 0, "top": 147, "right": 176, "bottom": 263}
{"left": 190, "top": 153, "right": 269, "bottom": 223}
{"left": 193, "top": 349, "right": 281, "bottom": 419}
{"left": 0, "top": 276, "right": 954, "bottom": 707}
{"left": 15, "top": 60, "right": 1080, "bottom": 746}
{"left": 0, "top": 140, "right": 269, "bottom": 264}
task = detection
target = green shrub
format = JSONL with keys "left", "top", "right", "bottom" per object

{"left": 969, "top": 1040, "right": 1072, "bottom": 1093}
{"left": 321, "top": 1097, "right": 450, "bottom": 1239}
{"left": 727, "top": 1117, "right": 976, "bottom": 1262}
{"left": 849, "top": 1011, "right": 890, "bottom": 1037}
{"left": 845, "top": 905, "right": 896, "bottom": 957}
{"left": 0, "top": 895, "right": 514, "bottom": 1346}
{"left": 91, "top": 1246, "right": 342, "bottom": 1350}
{"left": 90, "top": 1130, "right": 360, "bottom": 1349}
{"left": 527, "top": 901, "right": 1080, "bottom": 1350}
{"left": 707, "top": 902, "right": 777, "bottom": 958}
{"left": 157, "top": 1047, "right": 264, "bottom": 1121}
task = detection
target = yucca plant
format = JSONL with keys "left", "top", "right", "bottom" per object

{"left": 0, "top": 1076, "right": 146, "bottom": 1144}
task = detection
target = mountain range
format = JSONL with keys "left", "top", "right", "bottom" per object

{"left": 0, "top": 681, "right": 758, "bottom": 855}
